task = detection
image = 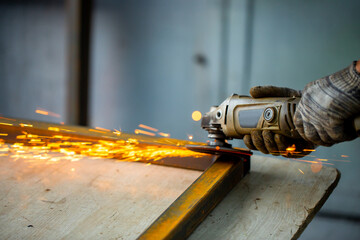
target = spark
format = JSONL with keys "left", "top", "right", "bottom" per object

{"left": 158, "top": 132, "right": 170, "bottom": 137}
{"left": 303, "top": 149, "right": 316, "bottom": 152}
{"left": 291, "top": 159, "right": 333, "bottom": 165}
{"left": 316, "top": 158, "right": 328, "bottom": 162}
{"left": 134, "top": 129, "right": 156, "bottom": 136}
{"left": 71, "top": 168, "right": 75, "bottom": 172}
{"left": 53, "top": 135, "right": 64, "bottom": 138}
{"left": 95, "top": 127, "right": 111, "bottom": 132}
{"left": 192, "top": 111, "right": 202, "bottom": 121}
{"left": 0, "top": 133, "right": 8, "bottom": 136}
{"left": 35, "top": 110, "right": 49, "bottom": 116}
{"left": 48, "top": 127, "right": 60, "bottom": 132}
{"left": 298, "top": 168, "right": 304, "bottom": 174}
{"left": 35, "top": 108, "right": 61, "bottom": 118}
{"left": 286, "top": 144, "right": 296, "bottom": 152}
{"left": 188, "top": 135, "right": 193, "bottom": 140}
{"left": 138, "top": 124, "right": 158, "bottom": 132}
{"left": 113, "top": 129, "right": 121, "bottom": 136}
{"left": 0, "top": 122, "right": 13, "bottom": 126}
{"left": 19, "top": 123, "right": 33, "bottom": 127}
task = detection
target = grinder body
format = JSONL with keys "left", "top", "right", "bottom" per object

{"left": 201, "top": 94, "right": 301, "bottom": 146}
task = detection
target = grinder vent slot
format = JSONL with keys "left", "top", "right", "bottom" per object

{"left": 224, "top": 105, "right": 229, "bottom": 125}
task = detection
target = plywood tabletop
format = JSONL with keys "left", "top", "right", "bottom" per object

{"left": 0, "top": 145, "right": 339, "bottom": 240}
{"left": 0, "top": 145, "right": 202, "bottom": 240}
{"left": 189, "top": 155, "right": 340, "bottom": 240}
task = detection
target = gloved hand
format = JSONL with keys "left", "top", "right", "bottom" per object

{"left": 243, "top": 86, "right": 315, "bottom": 158}
{"left": 294, "top": 61, "right": 360, "bottom": 146}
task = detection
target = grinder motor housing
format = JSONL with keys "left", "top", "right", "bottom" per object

{"left": 201, "top": 94, "right": 301, "bottom": 147}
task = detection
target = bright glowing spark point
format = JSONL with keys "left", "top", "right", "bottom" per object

{"left": 71, "top": 168, "right": 75, "bottom": 172}
{"left": 19, "top": 123, "right": 33, "bottom": 127}
{"left": 35, "top": 110, "right": 49, "bottom": 115}
{"left": 134, "top": 129, "right": 156, "bottom": 136}
{"left": 298, "top": 168, "right": 304, "bottom": 174}
{"left": 303, "top": 149, "right": 316, "bottom": 152}
{"left": 113, "top": 129, "right": 121, "bottom": 136}
{"left": 192, "top": 111, "right": 202, "bottom": 121}
{"left": 95, "top": 127, "right": 111, "bottom": 132}
{"left": 53, "top": 135, "right": 64, "bottom": 138}
{"left": 158, "top": 132, "right": 170, "bottom": 137}
{"left": 0, "top": 133, "right": 8, "bottom": 136}
{"left": 35, "top": 108, "right": 61, "bottom": 118}
{"left": 0, "top": 122, "right": 13, "bottom": 126}
{"left": 48, "top": 127, "right": 60, "bottom": 132}
{"left": 188, "top": 135, "right": 193, "bottom": 140}
{"left": 138, "top": 124, "right": 158, "bottom": 132}
{"left": 286, "top": 144, "right": 296, "bottom": 152}
{"left": 316, "top": 158, "right": 328, "bottom": 162}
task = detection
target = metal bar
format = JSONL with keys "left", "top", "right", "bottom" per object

{"left": 66, "top": 0, "right": 92, "bottom": 126}
{"left": 138, "top": 153, "right": 250, "bottom": 240}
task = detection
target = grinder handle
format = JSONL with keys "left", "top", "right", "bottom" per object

{"left": 233, "top": 96, "right": 360, "bottom": 140}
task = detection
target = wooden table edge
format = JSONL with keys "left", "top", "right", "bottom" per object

{"left": 292, "top": 168, "right": 341, "bottom": 239}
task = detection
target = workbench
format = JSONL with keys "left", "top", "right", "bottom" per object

{"left": 0, "top": 147, "right": 339, "bottom": 239}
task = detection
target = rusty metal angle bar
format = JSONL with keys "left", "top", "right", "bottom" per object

{"left": 138, "top": 153, "right": 250, "bottom": 240}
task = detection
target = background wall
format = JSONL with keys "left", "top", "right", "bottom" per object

{"left": 0, "top": 0, "right": 359, "bottom": 239}
{"left": 90, "top": 0, "right": 223, "bottom": 140}
{"left": 0, "top": 0, "right": 66, "bottom": 123}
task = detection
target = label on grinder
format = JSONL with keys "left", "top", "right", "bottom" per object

{"left": 238, "top": 108, "right": 264, "bottom": 128}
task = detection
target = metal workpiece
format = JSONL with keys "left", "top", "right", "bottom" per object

{"left": 138, "top": 153, "right": 251, "bottom": 240}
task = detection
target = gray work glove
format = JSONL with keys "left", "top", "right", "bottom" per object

{"left": 243, "top": 86, "right": 315, "bottom": 158}
{"left": 294, "top": 61, "right": 360, "bottom": 146}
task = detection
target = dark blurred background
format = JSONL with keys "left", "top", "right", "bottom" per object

{"left": 0, "top": 0, "right": 359, "bottom": 238}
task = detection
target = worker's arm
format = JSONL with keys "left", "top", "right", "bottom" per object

{"left": 294, "top": 60, "right": 360, "bottom": 146}
{"left": 244, "top": 60, "right": 360, "bottom": 157}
